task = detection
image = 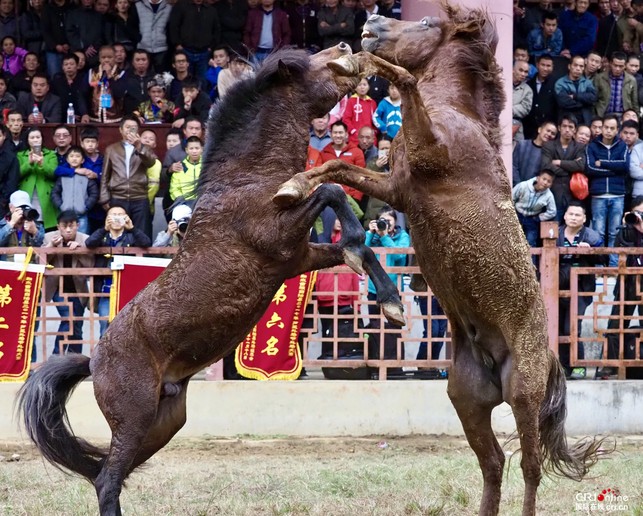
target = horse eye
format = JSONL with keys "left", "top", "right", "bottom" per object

{"left": 420, "top": 18, "right": 429, "bottom": 27}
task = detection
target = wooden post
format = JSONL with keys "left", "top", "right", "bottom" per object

{"left": 540, "top": 221, "right": 559, "bottom": 354}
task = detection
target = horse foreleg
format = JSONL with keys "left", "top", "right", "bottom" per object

{"left": 273, "top": 161, "right": 397, "bottom": 210}
{"left": 447, "top": 326, "right": 504, "bottom": 516}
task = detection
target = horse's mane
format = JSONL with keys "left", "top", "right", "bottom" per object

{"left": 440, "top": 0, "right": 505, "bottom": 151}
{"left": 197, "top": 49, "right": 312, "bottom": 195}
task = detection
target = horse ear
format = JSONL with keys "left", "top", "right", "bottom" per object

{"left": 277, "top": 60, "right": 292, "bottom": 80}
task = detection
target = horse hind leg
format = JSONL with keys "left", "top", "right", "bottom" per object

{"left": 447, "top": 326, "right": 505, "bottom": 516}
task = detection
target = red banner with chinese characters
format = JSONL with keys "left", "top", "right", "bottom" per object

{"left": 235, "top": 272, "right": 316, "bottom": 381}
{"left": 0, "top": 260, "right": 45, "bottom": 382}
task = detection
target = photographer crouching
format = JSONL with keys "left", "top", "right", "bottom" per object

{"left": 0, "top": 190, "right": 44, "bottom": 254}
{"left": 600, "top": 196, "right": 643, "bottom": 378}
{"left": 153, "top": 204, "right": 192, "bottom": 247}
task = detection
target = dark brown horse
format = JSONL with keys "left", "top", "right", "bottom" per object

{"left": 275, "top": 4, "right": 606, "bottom": 515}
{"left": 17, "top": 44, "right": 404, "bottom": 516}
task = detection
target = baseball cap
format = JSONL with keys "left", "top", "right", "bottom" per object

{"left": 9, "top": 190, "right": 31, "bottom": 208}
{"left": 172, "top": 204, "right": 192, "bottom": 221}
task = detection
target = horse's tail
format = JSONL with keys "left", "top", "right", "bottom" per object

{"left": 16, "top": 354, "right": 107, "bottom": 483}
{"left": 538, "top": 350, "right": 609, "bottom": 480}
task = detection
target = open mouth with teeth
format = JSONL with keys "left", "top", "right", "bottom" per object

{"left": 361, "top": 30, "right": 378, "bottom": 40}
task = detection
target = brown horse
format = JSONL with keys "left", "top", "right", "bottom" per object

{"left": 17, "top": 44, "right": 405, "bottom": 516}
{"left": 275, "top": 4, "right": 606, "bottom": 515}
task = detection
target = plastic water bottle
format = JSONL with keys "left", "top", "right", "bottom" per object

{"left": 66, "top": 103, "right": 75, "bottom": 124}
{"left": 32, "top": 104, "right": 39, "bottom": 121}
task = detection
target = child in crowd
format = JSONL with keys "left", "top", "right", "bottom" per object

{"left": 140, "top": 129, "right": 161, "bottom": 213}
{"left": 206, "top": 46, "right": 230, "bottom": 101}
{"left": 1, "top": 36, "right": 28, "bottom": 75}
{"left": 173, "top": 80, "right": 211, "bottom": 127}
{"left": 372, "top": 84, "right": 402, "bottom": 140}
{"left": 51, "top": 146, "right": 99, "bottom": 234}
{"left": 166, "top": 128, "right": 182, "bottom": 150}
{"left": 512, "top": 169, "right": 557, "bottom": 247}
{"left": 169, "top": 136, "right": 202, "bottom": 202}
{"left": 342, "top": 78, "right": 377, "bottom": 144}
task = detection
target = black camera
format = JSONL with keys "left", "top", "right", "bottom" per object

{"left": 19, "top": 205, "right": 39, "bottom": 222}
{"left": 176, "top": 217, "right": 190, "bottom": 233}
{"left": 624, "top": 210, "right": 643, "bottom": 225}
{"left": 376, "top": 218, "right": 389, "bottom": 231}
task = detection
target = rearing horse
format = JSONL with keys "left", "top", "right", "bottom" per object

{"left": 17, "top": 44, "right": 404, "bottom": 516}
{"left": 275, "top": 4, "right": 606, "bottom": 515}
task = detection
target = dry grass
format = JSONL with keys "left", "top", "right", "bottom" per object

{"left": 1, "top": 436, "right": 642, "bottom": 515}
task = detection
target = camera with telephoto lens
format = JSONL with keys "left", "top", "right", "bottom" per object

{"left": 624, "top": 210, "right": 643, "bottom": 225}
{"left": 376, "top": 218, "right": 390, "bottom": 231}
{"left": 19, "top": 205, "right": 39, "bottom": 222}
{"left": 176, "top": 217, "right": 191, "bottom": 233}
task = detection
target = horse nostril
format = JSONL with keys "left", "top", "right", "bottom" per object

{"left": 338, "top": 42, "right": 347, "bottom": 51}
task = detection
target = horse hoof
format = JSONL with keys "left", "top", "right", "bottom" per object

{"left": 328, "top": 55, "right": 360, "bottom": 77}
{"left": 343, "top": 249, "right": 365, "bottom": 275}
{"left": 382, "top": 301, "right": 406, "bottom": 327}
{"left": 272, "top": 186, "right": 301, "bottom": 208}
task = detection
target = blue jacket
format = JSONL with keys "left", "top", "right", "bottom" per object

{"left": 554, "top": 74, "right": 597, "bottom": 126}
{"left": 558, "top": 10, "right": 597, "bottom": 57}
{"left": 512, "top": 139, "right": 543, "bottom": 185}
{"left": 365, "top": 226, "right": 410, "bottom": 294}
{"left": 585, "top": 136, "right": 629, "bottom": 196}
{"left": 527, "top": 27, "right": 563, "bottom": 57}
{"left": 55, "top": 155, "right": 104, "bottom": 179}
{"left": 372, "top": 96, "right": 402, "bottom": 139}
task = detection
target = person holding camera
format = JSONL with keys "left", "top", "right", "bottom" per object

{"left": 0, "top": 190, "right": 44, "bottom": 252}
{"left": 364, "top": 205, "right": 410, "bottom": 374}
{"left": 86, "top": 204, "right": 151, "bottom": 336}
{"left": 17, "top": 127, "right": 59, "bottom": 230}
{"left": 153, "top": 204, "right": 192, "bottom": 247}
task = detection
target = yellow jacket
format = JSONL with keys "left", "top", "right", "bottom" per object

{"left": 169, "top": 158, "right": 201, "bottom": 201}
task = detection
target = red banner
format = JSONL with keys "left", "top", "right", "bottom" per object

{"left": 0, "top": 260, "right": 45, "bottom": 382}
{"left": 235, "top": 272, "right": 316, "bottom": 381}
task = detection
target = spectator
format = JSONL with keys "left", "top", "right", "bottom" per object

{"left": 112, "top": 49, "right": 154, "bottom": 116}
{"left": 243, "top": 0, "right": 290, "bottom": 64}
{"left": 513, "top": 46, "right": 537, "bottom": 80}
{"left": 557, "top": 202, "right": 603, "bottom": 380}
{"left": 215, "top": 0, "right": 247, "bottom": 52}
{"left": 43, "top": 210, "right": 93, "bottom": 355}
{"left": 169, "top": 50, "right": 204, "bottom": 103}
{"left": 134, "top": 74, "right": 176, "bottom": 124}
{"left": 2, "top": 36, "right": 27, "bottom": 75}
{"left": 512, "top": 119, "right": 557, "bottom": 185}
{"left": 620, "top": 0, "right": 639, "bottom": 53}
{"left": 372, "top": 83, "right": 402, "bottom": 140}
{"left": 625, "top": 54, "right": 643, "bottom": 102}
{"left": 559, "top": 0, "right": 598, "bottom": 58}
{"left": 285, "top": 0, "right": 320, "bottom": 53}
{"left": 343, "top": 78, "right": 377, "bottom": 145}
{"left": 65, "top": 0, "right": 105, "bottom": 69}
{"left": 216, "top": 53, "right": 253, "bottom": 97}
{"left": 362, "top": 137, "right": 392, "bottom": 224}
{"left": 19, "top": 0, "right": 44, "bottom": 56}
{"left": 99, "top": 116, "right": 155, "bottom": 238}
{"left": 0, "top": 0, "right": 17, "bottom": 42}
{"left": 309, "top": 113, "right": 331, "bottom": 152}
{"left": 135, "top": 0, "right": 173, "bottom": 73}
{"left": 527, "top": 11, "right": 563, "bottom": 58}
{"left": 321, "top": 120, "right": 365, "bottom": 204}
{"left": 585, "top": 50, "right": 603, "bottom": 82}
{"left": 172, "top": 78, "right": 211, "bottom": 126}
{"left": 77, "top": 125, "right": 105, "bottom": 233}
{"left": 521, "top": 0, "right": 554, "bottom": 36}
{"left": 595, "top": 0, "right": 624, "bottom": 59}
{"left": 139, "top": 128, "right": 160, "bottom": 212}
{"left": 352, "top": 0, "right": 379, "bottom": 52}
{"left": 169, "top": 135, "right": 202, "bottom": 202}
{"left": 380, "top": 0, "right": 401, "bottom": 20}
{"left": 105, "top": 0, "right": 141, "bottom": 53}
{"left": 594, "top": 51, "right": 639, "bottom": 118}
{"left": 512, "top": 169, "right": 557, "bottom": 247}
{"left": 165, "top": 127, "right": 181, "bottom": 151}
{"left": 628, "top": 123, "right": 643, "bottom": 196}
{"left": 364, "top": 205, "right": 409, "bottom": 372}
{"left": 524, "top": 54, "right": 558, "bottom": 140}
{"left": 112, "top": 42, "right": 128, "bottom": 72}
{"left": 590, "top": 116, "right": 604, "bottom": 139}
{"left": 51, "top": 124, "right": 73, "bottom": 164}
{"left": 51, "top": 53, "right": 90, "bottom": 123}
{"left": 620, "top": 118, "right": 640, "bottom": 149}
{"left": 17, "top": 127, "right": 58, "bottom": 229}
{"left": 554, "top": 55, "right": 597, "bottom": 126}
{"left": 585, "top": 113, "right": 628, "bottom": 266}
{"left": 0, "top": 74, "right": 15, "bottom": 113}
{"left": 204, "top": 46, "right": 229, "bottom": 102}
{"left": 356, "top": 126, "right": 378, "bottom": 164}
{"left": 542, "top": 115, "right": 587, "bottom": 220}
{"left": 10, "top": 51, "right": 40, "bottom": 95}
{"left": 94, "top": 0, "right": 110, "bottom": 16}
{"left": 513, "top": 60, "right": 533, "bottom": 143}
{"left": 86, "top": 203, "right": 151, "bottom": 336}
{"left": 4, "top": 109, "right": 24, "bottom": 152}
{"left": 0, "top": 122, "right": 18, "bottom": 215}
{"left": 575, "top": 123, "right": 592, "bottom": 144}
{"left": 16, "top": 73, "right": 63, "bottom": 124}
{"left": 87, "top": 45, "right": 126, "bottom": 123}
{"left": 0, "top": 189, "right": 44, "bottom": 252}
{"left": 171, "top": 0, "right": 221, "bottom": 79}
{"left": 41, "top": 0, "right": 72, "bottom": 79}
{"left": 51, "top": 145, "right": 99, "bottom": 233}
{"left": 153, "top": 202, "right": 191, "bottom": 247}
{"left": 317, "top": 0, "right": 354, "bottom": 50}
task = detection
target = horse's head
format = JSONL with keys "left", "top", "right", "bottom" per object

{"left": 361, "top": 15, "right": 444, "bottom": 72}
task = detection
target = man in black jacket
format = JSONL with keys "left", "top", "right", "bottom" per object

{"left": 42, "top": 0, "right": 72, "bottom": 78}
{"left": 523, "top": 54, "right": 558, "bottom": 140}
{"left": 65, "top": 0, "right": 105, "bottom": 68}
{"left": 16, "top": 74, "right": 63, "bottom": 124}
{"left": 0, "top": 124, "right": 19, "bottom": 216}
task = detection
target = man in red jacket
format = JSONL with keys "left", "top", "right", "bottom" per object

{"left": 243, "top": 0, "right": 291, "bottom": 64}
{"left": 320, "top": 120, "right": 365, "bottom": 202}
